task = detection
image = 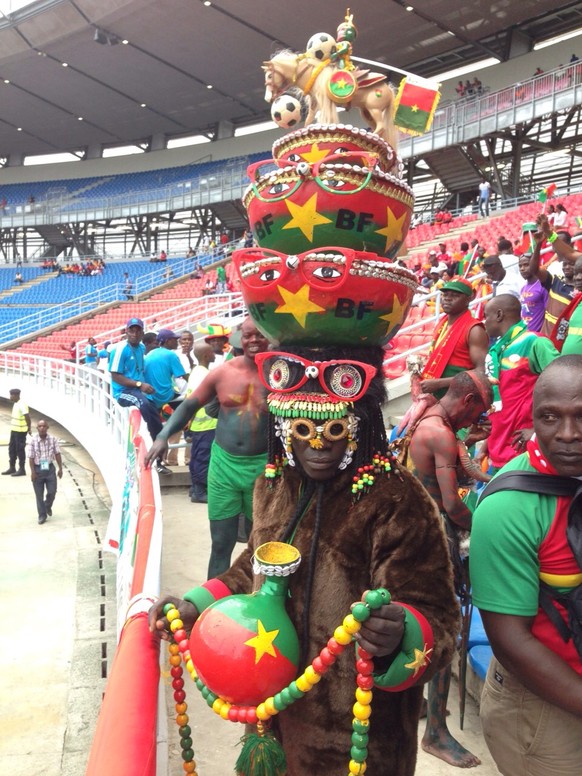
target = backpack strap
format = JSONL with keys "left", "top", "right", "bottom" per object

{"left": 539, "top": 581, "right": 572, "bottom": 645}
{"left": 479, "top": 471, "right": 579, "bottom": 503}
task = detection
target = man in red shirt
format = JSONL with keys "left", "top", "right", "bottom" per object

{"left": 421, "top": 277, "right": 489, "bottom": 399}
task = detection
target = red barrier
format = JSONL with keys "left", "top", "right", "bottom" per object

{"left": 85, "top": 612, "right": 160, "bottom": 776}
{"left": 130, "top": 426, "right": 157, "bottom": 599}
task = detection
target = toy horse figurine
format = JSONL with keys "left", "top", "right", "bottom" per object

{"left": 263, "top": 50, "right": 397, "bottom": 148}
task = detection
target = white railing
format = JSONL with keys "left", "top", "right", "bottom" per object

{"left": 399, "top": 61, "right": 582, "bottom": 159}
{"left": 0, "top": 353, "right": 129, "bottom": 497}
{"left": 73, "top": 292, "right": 246, "bottom": 360}
{"left": 0, "top": 249, "right": 229, "bottom": 346}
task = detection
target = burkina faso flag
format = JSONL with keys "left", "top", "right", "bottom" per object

{"left": 394, "top": 76, "right": 441, "bottom": 136}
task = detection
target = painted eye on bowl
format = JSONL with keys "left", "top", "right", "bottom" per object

{"left": 325, "top": 364, "right": 364, "bottom": 399}
{"left": 268, "top": 181, "right": 291, "bottom": 195}
{"left": 312, "top": 266, "right": 342, "bottom": 280}
{"left": 258, "top": 268, "right": 281, "bottom": 282}
{"left": 322, "top": 178, "right": 346, "bottom": 189}
{"left": 333, "top": 146, "right": 351, "bottom": 154}
{"left": 287, "top": 153, "right": 301, "bottom": 162}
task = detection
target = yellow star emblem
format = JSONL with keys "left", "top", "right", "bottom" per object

{"left": 379, "top": 294, "right": 405, "bottom": 334}
{"left": 411, "top": 104, "right": 419, "bottom": 112}
{"left": 299, "top": 143, "right": 330, "bottom": 165}
{"left": 244, "top": 620, "right": 279, "bottom": 664}
{"left": 375, "top": 206, "right": 408, "bottom": 253}
{"left": 337, "top": 77, "right": 348, "bottom": 89}
{"left": 282, "top": 193, "right": 332, "bottom": 241}
{"left": 275, "top": 283, "right": 325, "bottom": 327}
{"left": 404, "top": 644, "right": 433, "bottom": 677}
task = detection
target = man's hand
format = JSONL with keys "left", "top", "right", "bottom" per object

{"left": 353, "top": 602, "right": 405, "bottom": 658}
{"left": 144, "top": 438, "right": 168, "bottom": 467}
{"left": 30, "top": 470, "right": 36, "bottom": 482}
{"left": 141, "top": 382, "right": 155, "bottom": 395}
{"left": 57, "top": 468, "right": 63, "bottom": 479}
{"left": 511, "top": 427, "right": 534, "bottom": 452}
{"left": 464, "top": 419, "right": 491, "bottom": 448}
{"left": 536, "top": 214, "right": 551, "bottom": 237}
{"left": 148, "top": 596, "right": 199, "bottom": 641}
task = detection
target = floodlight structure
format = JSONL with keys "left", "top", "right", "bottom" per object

{"left": 93, "top": 28, "right": 119, "bottom": 46}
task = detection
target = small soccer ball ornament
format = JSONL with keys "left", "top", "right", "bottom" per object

{"left": 271, "top": 94, "right": 303, "bottom": 129}
{"left": 306, "top": 31, "right": 337, "bottom": 61}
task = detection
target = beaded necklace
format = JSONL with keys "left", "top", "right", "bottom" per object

{"left": 164, "top": 589, "right": 390, "bottom": 776}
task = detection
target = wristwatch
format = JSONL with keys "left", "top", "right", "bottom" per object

{"left": 136, "top": 381, "right": 142, "bottom": 388}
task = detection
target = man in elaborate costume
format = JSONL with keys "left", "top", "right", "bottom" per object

{"left": 150, "top": 339, "right": 459, "bottom": 775}
{"left": 147, "top": 35, "right": 459, "bottom": 771}
{"left": 420, "top": 277, "right": 489, "bottom": 399}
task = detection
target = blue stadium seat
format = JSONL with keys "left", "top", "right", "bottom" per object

{"left": 468, "top": 644, "right": 493, "bottom": 682}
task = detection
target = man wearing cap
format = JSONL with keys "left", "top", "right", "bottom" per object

{"left": 2, "top": 388, "right": 31, "bottom": 476}
{"left": 144, "top": 329, "right": 189, "bottom": 471}
{"left": 199, "top": 322, "right": 232, "bottom": 369}
{"left": 421, "top": 277, "right": 489, "bottom": 399}
{"left": 145, "top": 317, "right": 270, "bottom": 577}
{"left": 109, "top": 318, "right": 166, "bottom": 471}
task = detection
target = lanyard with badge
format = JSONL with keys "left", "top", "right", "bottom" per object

{"left": 39, "top": 439, "right": 51, "bottom": 470}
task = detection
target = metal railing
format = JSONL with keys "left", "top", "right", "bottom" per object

{"left": 0, "top": 163, "right": 255, "bottom": 229}
{"left": 399, "top": 61, "right": 582, "bottom": 159}
{"left": 73, "top": 292, "right": 246, "bottom": 361}
{"left": 0, "top": 249, "right": 229, "bottom": 346}
{"left": 0, "top": 352, "right": 130, "bottom": 495}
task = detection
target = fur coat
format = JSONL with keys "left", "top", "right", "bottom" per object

{"left": 218, "top": 464, "right": 459, "bottom": 776}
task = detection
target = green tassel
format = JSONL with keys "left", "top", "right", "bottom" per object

{"left": 235, "top": 731, "right": 287, "bottom": 776}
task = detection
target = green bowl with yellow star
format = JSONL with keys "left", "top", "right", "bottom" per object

{"left": 232, "top": 246, "right": 418, "bottom": 346}
{"left": 243, "top": 131, "right": 414, "bottom": 259}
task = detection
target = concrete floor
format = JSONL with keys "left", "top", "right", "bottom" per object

{"left": 0, "top": 402, "right": 500, "bottom": 775}
{"left": 0, "top": 401, "right": 116, "bottom": 776}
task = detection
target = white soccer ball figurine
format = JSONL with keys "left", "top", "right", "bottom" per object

{"left": 306, "top": 32, "right": 337, "bottom": 62}
{"left": 271, "top": 94, "right": 303, "bottom": 129}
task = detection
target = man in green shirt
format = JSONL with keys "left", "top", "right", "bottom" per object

{"left": 471, "top": 356, "right": 582, "bottom": 776}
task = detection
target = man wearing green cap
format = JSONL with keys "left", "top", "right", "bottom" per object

{"left": 421, "top": 277, "right": 489, "bottom": 399}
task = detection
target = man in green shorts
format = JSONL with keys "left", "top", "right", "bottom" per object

{"left": 146, "top": 318, "right": 269, "bottom": 577}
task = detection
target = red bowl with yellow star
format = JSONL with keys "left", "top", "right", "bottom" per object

{"left": 243, "top": 151, "right": 413, "bottom": 259}
{"left": 232, "top": 246, "right": 417, "bottom": 346}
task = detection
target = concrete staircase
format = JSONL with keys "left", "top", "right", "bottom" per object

{"left": 0, "top": 270, "right": 57, "bottom": 301}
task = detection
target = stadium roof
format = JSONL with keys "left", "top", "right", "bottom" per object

{"left": 0, "top": 0, "right": 581, "bottom": 159}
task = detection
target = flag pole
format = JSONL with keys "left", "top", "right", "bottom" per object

{"left": 352, "top": 56, "right": 440, "bottom": 87}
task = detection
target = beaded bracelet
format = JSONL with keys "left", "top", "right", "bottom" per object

{"left": 547, "top": 231, "right": 558, "bottom": 244}
{"left": 165, "top": 588, "right": 399, "bottom": 776}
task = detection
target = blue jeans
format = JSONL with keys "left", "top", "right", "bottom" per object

{"left": 189, "top": 429, "right": 215, "bottom": 488}
{"left": 117, "top": 388, "right": 163, "bottom": 440}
